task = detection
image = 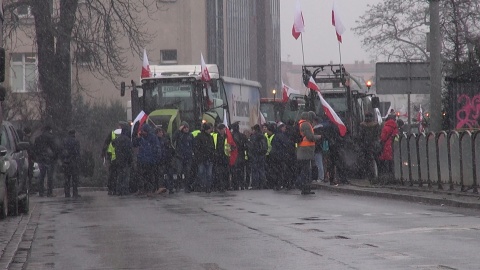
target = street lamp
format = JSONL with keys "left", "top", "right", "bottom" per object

{"left": 272, "top": 89, "right": 276, "bottom": 102}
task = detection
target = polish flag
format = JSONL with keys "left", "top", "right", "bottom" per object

{"left": 292, "top": 0, "right": 304, "bottom": 40}
{"left": 223, "top": 110, "right": 238, "bottom": 166}
{"left": 306, "top": 76, "right": 347, "bottom": 136}
{"left": 131, "top": 110, "right": 148, "bottom": 137}
{"left": 307, "top": 76, "right": 320, "bottom": 92}
{"left": 332, "top": 0, "right": 346, "bottom": 43}
{"left": 141, "top": 49, "right": 150, "bottom": 78}
{"left": 281, "top": 82, "right": 300, "bottom": 103}
{"left": 200, "top": 53, "right": 211, "bottom": 82}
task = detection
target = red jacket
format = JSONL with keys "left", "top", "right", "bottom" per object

{"left": 379, "top": 119, "right": 398, "bottom": 161}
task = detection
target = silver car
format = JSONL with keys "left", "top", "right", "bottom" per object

{"left": 0, "top": 121, "right": 30, "bottom": 218}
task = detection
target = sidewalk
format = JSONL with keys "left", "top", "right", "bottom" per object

{"left": 311, "top": 179, "right": 480, "bottom": 209}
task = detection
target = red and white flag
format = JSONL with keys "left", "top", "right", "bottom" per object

{"left": 306, "top": 76, "right": 347, "bottom": 136}
{"left": 292, "top": 0, "right": 305, "bottom": 40}
{"left": 200, "top": 53, "right": 211, "bottom": 82}
{"left": 141, "top": 49, "right": 151, "bottom": 78}
{"left": 332, "top": 0, "right": 346, "bottom": 43}
{"left": 281, "top": 82, "right": 300, "bottom": 103}
{"left": 131, "top": 110, "right": 148, "bottom": 137}
{"left": 307, "top": 76, "right": 320, "bottom": 92}
{"left": 223, "top": 110, "right": 238, "bottom": 166}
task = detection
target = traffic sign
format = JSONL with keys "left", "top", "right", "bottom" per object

{"left": 376, "top": 62, "right": 430, "bottom": 94}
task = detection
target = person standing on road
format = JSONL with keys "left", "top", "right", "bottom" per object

{"left": 230, "top": 122, "right": 247, "bottom": 190}
{"left": 269, "top": 122, "right": 292, "bottom": 190}
{"left": 247, "top": 124, "right": 268, "bottom": 190}
{"left": 296, "top": 112, "right": 321, "bottom": 195}
{"left": 101, "top": 121, "right": 127, "bottom": 195}
{"left": 172, "top": 121, "right": 194, "bottom": 192}
{"left": 23, "top": 127, "right": 35, "bottom": 193}
{"left": 33, "top": 125, "right": 59, "bottom": 197}
{"left": 133, "top": 124, "right": 162, "bottom": 196}
{"left": 112, "top": 124, "right": 133, "bottom": 196}
{"left": 312, "top": 116, "right": 325, "bottom": 182}
{"left": 155, "top": 126, "right": 175, "bottom": 194}
{"left": 212, "top": 123, "right": 229, "bottom": 192}
{"left": 379, "top": 114, "right": 398, "bottom": 180}
{"left": 194, "top": 123, "right": 215, "bottom": 193}
{"left": 61, "top": 129, "right": 81, "bottom": 198}
{"left": 359, "top": 112, "right": 381, "bottom": 181}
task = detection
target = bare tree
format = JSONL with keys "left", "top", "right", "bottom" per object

{"left": 353, "top": 0, "right": 480, "bottom": 66}
{"left": 2, "top": 0, "right": 162, "bottom": 131}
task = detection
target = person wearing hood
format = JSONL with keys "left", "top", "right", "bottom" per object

{"left": 172, "top": 121, "right": 194, "bottom": 192}
{"left": 270, "top": 122, "right": 294, "bottom": 190}
{"left": 379, "top": 114, "right": 398, "bottom": 179}
{"left": 61, "top": 129, "right": 81, "bottom": 198}
{"left": 296, "top": 111, "right": 322, "bottom": 195}
{"left": 133, "top": 124, "right": 163, "bottom": 195}
{"left": 112, "top": 123, "right": 133, "bottom": 196}
{"left": 33, "top": 125, "right": 59, "bottom": 197}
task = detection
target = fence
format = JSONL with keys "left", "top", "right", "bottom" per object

{"left": 393, "top": 130, "right": 480, "bottom": 193}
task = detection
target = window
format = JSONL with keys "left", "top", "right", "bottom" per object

{"left": 10, "top": 53, "right": 38, "bottom": 93}
{"left": 16, "top": 5, "right": 31, "bottom": 18}
{"left": 160, "top": 50, "right": 177, "bottom": 64}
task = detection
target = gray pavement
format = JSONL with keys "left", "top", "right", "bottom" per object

{"left": 0, "top": 180, "right": 479, "bottom": 269}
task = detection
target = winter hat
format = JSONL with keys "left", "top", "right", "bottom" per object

{"left": 252, "top": 124, "right": 261, "bottom": 133}
{"left": 181, "top": 121, "right": 189, "bottom": 129}
{"left": 277, "top": 122, "right": 285, "bottom": 129}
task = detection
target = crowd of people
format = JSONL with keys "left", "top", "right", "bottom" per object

{"left": 23, "top": 108, "right": 399, "bottom": 199}
{"left": 100, "top": 110, "right": 399, "bottom": 197}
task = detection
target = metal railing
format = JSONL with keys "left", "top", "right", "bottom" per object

{"left": 393, "top": 130, "right": 480, "bottom": 193}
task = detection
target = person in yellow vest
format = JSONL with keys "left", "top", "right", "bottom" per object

{"left": 212, "top": 123, "right": 230, "bottom": 192}
{"left": 296, "top": 112, "right": 322, "bottom": 195}
{"left": 101, "top": 121, "right": 128, "bottom": 195}
{"left": 264, "top": 123, "right": 276, "bottom": 189}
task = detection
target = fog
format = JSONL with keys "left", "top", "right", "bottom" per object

{"left": 281, "top": 0, "right": 383, "bottom": 65}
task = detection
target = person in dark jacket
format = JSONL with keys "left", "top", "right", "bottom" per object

{"left": 248, "top": 124, "right": 267, "bottom": 189}
{"left": 359, "top": 112, "right": 381, "bottom": 180}
{"left": 172, "top": 121, "right": 194, "bottom": 192}
{"left": 112, "top": 125, "right": 133, "bottom": 196}
{"left": 270, "top": 122, "right": 293, "bottom": 190}
{"left": 33, "top": 125, "right": 59, "bottom": 197}
{"left": 194, "top": 123, "right": 215, "bottom": 193}
{"left": 230, "top": 122, "right": 247, "bottom": 190}
{"left": 155, "top": 126, "right": 175, "bottom": 194}
{"left": 320, "top": 118, "right": 348, "bottom": 186}
{"left": 284, "top": 120, "right": 297, "bottom": 189}
{"left": 213, "top": 123, "right": 229, "bottom": 192}
{"left": 133, "top": 124, "right": 162, "bottom": 195}
{"left": 61, "top": 129, "right": 81, "bottom": 198}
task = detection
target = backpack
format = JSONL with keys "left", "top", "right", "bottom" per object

{"left": 293, "top": 122, "right": 303, "bottom": 144}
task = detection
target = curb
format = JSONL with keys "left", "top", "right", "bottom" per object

{"left": 312, "top": 183, "right": 480, "bottom": 210}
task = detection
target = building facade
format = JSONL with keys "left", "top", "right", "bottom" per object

{"left": 4, "top": 0, "right": 281, "bottom": 121}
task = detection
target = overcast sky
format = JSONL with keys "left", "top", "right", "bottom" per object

{"left": 280, "top": 0, "right": 382, "bottom": 65}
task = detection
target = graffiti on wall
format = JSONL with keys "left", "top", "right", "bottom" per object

{"left": 456, "top": 94, "right": 480, "bottom": 129}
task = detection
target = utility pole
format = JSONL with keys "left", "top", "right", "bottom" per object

{"left": 429, "top": 0, "right": 442, "bottom": 132}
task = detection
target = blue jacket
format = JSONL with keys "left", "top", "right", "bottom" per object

{"left": 133, "top": 125, "right": 162, "bottom": 165}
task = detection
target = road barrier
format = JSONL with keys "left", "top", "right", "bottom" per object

{"left": 393, "top": 130, "right": 480, "bottom": 193}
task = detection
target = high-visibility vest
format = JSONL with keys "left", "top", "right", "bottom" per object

{"left": 265, "top": 133, "right": 275, "bottom": 155}
{"left": 212, "top": 133, "right": 230, "bottom": 156}
{"left": 298, "top": 120, "right": 315, "bottom": 147}
{"left": 191, "top": 130, "right": 201, "bottom": 137}
{"left": 107, "top": 131, "right": 117, "bottom": 161}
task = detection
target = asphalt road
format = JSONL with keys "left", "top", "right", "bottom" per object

{"left": 23, "top": 189, "right": 480, "bottom": 270}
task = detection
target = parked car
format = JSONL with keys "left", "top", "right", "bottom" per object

{"left": 0, "top": 121, "right": 30, "bottom": 218}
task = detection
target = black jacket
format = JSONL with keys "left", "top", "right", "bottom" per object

{"left": 33, "top": 131, "right": 58, "bottom": 164}
{"left": 61, "top": 135, "right": 80, "bottom": 165}
{"left": 232, "top": 130, "right": 247, "bottom": 164}
{"left": 112, "top": 128, "right": 133, "bottom": 167}
{"left": 247, "top": 132, "right": 267, "bottom": 159}
{"left": 194, "top": 131, "right": 215, "bottom": 163}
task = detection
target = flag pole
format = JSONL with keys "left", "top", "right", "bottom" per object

{"left": 338, "top": 42, "right": 343, "bottom": 78}
{"left": 300, "top": 34, "right": 306, "bottom": 67}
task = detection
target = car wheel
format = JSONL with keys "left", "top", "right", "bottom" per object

{"left": 7, "top": 177, "right": 18, "bottom": 216}
{"left": 0, "top": 181, "right": 7, "bottom": 219}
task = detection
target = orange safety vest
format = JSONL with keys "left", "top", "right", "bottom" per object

{"left": 298, "top": 119, "right": 316, "bottom": 147}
